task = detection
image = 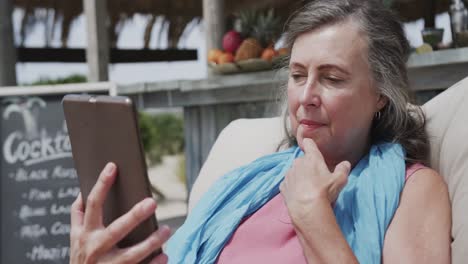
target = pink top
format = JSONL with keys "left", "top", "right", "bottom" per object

{"left": 216, "top": 163, "right": 427, "bottom": 264}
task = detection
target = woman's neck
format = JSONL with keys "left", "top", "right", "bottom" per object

{"left": 324, "top": 140, "right": 371, "bottom": 172}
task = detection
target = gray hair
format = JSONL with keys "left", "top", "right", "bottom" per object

{"left": 278, "top": 0, "right": 429, "bottom": 164}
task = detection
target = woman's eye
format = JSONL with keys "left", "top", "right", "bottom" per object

{"left": 324, "top": 76, "right": 344, "bottom": 84}
{"left": 291, "top": 74, "right": 306, "bottom": 82}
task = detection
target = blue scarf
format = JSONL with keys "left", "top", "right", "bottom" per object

{"left": 166, "top": 143, "right": 405, "bottom": 264}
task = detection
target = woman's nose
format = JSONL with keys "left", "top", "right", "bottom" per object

{"left": 300, "top": 78, "right": 321, "bottom": 108}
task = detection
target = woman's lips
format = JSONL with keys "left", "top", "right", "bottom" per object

{"left": 299, "top": 119, "right": 324, "bottom": 131}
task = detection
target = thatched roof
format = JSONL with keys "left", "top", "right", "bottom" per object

{"left": 393, "top": 0, "right": 451, "bottom": 23}
{"left": 14, "top": 0, "right": 204, "bottom": 48}
{"left": 14, "top": 0, "right": 451, "bottom": 49}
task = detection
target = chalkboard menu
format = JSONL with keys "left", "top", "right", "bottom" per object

{"left": 1, "top": 95, "right": 78, "bottom": 263}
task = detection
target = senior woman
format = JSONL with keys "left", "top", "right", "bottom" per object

{"left": 70, "top": 0, "right": 451, "bottom": 263}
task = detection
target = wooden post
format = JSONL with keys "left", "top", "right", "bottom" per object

{"left": 83, "top": 0, "right": 109, "bottom": 82}
{"left": 202, "top": 0, "right": 225, "bottom": 53}
{"left": 424, "top": 0, "right": 436, "bottom": 28}
{"left": 0, "top": 0, "right": 17, "bottom": 86}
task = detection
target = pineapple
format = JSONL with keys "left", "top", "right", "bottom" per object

{"left": 235, "top": 38, "right": 263, "bottom": 62}
{"left": 235, "top": 10, "right": 259, "bottom": 39}
{"left": 253, "top": 9, "right": 282, "bottom": 48}
{"left": 234, "top": 8, "right": 282, "bottom": 61}
{"left": 236, "top": 8, "right": 282, "bottom": 48}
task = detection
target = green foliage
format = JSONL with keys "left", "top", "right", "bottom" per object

{"left": 138, "top": 112, "right": 184, "bottom": 165}
{"left": 236, "top": 9, "right": 259, "bottom": 38}
{"left": 236, "top": 8, "right": 282, "bottom": 47}
{"left": 176, "top": 155, "right": 186, "bottom": 184}
{"left": 253, "top": 9, "right": 282, "bottom": 47}
{"left": 139, "top": 112, "right": 158, "bottom": 153}
{"left": 382, "top": 0, "right": 394, "bottom": 8}
{"left": 27, "top": 74, "right": 87, "bottom": 85}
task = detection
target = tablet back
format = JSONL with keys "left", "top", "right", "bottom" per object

{"left": 63, "top": 94, "right": 158, "bottom": 251}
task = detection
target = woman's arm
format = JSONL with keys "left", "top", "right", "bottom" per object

{"left": 288, "top": 168, "right": 452, "bottom": 264}
{"left": 382, "top": 168, "right": 451, "bottom": 264}
{"left": 289, "top": 197, "right": 359, "bottom": 263}
{"left": 280, "top": 138, "right": 359, "bottom": 263}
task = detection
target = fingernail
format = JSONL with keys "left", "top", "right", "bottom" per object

{"left": 143, "top": 198, "right": 155, "bottom": 212}
{"left": 104, "top": 162, "right": 116, "bottom": 174}
{"left": 158, "top": 225, "right": 171, "bottom": 238}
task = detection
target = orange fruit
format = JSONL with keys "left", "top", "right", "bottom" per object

{"left": 208, "top": 49, "right": 223, "bottom": 64}
{"left": 218, "top": 52, "right": 234, "bottom": 64}
{"left": 277, "top": 47, "right": 290, "bottom": 56}
{"left": 261, "top": 48, "right": 278, "bottom": 62}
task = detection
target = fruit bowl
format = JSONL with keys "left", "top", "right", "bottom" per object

{"left": 208, "top": 62, "right": 241, "bottom": 74}
{"left": 208, "top": 55, "right": 288, "bottom": 75}
{"left": 208, "top": 58, "right": 271, "bottom": 74}
{"left": 237, "top": 58, "right": 272, "bottom": 71}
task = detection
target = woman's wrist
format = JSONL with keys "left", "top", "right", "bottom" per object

{"left": 289, "top": 197, "right": 359, "bottom": 264}
{"left": 288, "top": 195, "right": 331, "bottom": 227}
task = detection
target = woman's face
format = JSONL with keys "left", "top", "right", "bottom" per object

{"left": 288, "top": 20, "right": 387, "bottom": 166}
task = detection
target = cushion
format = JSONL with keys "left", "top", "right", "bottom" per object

{"left": 423, "top": 77, "right": 468, "bottom": 264}
{"left": 188, "top": 117, "right": 285, "bottom": 211}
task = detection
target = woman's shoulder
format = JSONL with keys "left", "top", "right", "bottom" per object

{"left": 405, "top": 163, "right": 445, "bottom": 186}
{"left": 384, "top": 166, "right": 451, "bottom": 263}
{"left": 405, "top": 163, "right": 428, "bottom": 181}
{"left": 403, "top": 165, "right": 449, "bottom": 205}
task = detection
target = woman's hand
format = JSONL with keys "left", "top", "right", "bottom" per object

{"left": 70, "top": 162, "right": 171, "bottom": 264}
{"left": 280, "top": 138, "right": 351, "bottom": 220}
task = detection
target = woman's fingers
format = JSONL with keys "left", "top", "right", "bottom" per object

{"left": 330, "top": 161, "right": 351, "bottom": 200}
{"left": 149, "top": 252, "right": 169, "bottom": 264}
{"left": 70, "top": 193, "right": 84, "bottom": 242}
{"left": 71, "top": 192, "right": 84, "bottom": 227}
{"left": 120, "top": 225, "right": 171, "bottom": 264}
{"left": 302, "top": 138, "right": 325, "bottom": 162}
{"left": 333, "top": 161, "right": 350, "bottom": 181}
{"left": 102, "top": 198, "right": 157, "bottom": 250}
{"left": 84, "top": 162, "right": 117, "bottom": 229}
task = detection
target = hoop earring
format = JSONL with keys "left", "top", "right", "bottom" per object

{"left": 375, "top": 111, "right": 381, "bottom": 120}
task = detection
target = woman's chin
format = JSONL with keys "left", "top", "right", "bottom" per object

{"left": 297, "top": 131, "right": 331, "bottom": 153}
{"left": 297, "top": 128, "right": 320, "bottom": 145}
{"left": 297, "top": 135, "right": 320, "bottom": 150}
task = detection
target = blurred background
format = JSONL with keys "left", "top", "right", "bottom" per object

{"left": 4, "top": 0, "right": 463, "bottom": 84}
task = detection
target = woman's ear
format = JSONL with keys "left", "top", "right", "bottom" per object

{"left": 376, "top": 94, "right": 388, "bottom": 111}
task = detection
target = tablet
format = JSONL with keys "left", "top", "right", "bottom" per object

{"left": 62, "top": 94, "right": 160, "bottom": 257}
